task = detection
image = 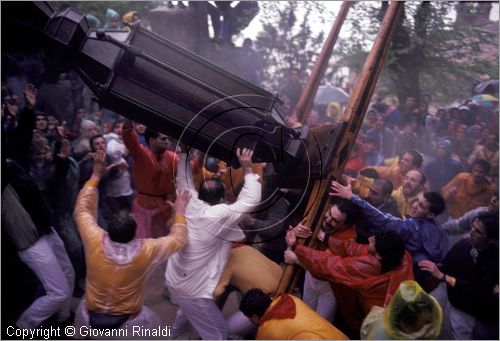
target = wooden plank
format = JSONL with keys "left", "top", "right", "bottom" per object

{"left": 275, "top": 1, "right": 404, "bottom": 295}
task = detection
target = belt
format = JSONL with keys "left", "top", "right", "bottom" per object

{"left": 88, "top": 310, "right": 130, "bottom": 329}
{"left": 137, "top": 191, "right": 167, "bottom": 199}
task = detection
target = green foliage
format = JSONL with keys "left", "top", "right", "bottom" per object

{"left": 335, "top": 2, "right": 498, "bottom": 104}
{"left": 254, "top": 2, "right": 332, "bottom": 92}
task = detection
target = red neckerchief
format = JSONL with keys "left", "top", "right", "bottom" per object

{"left": 259, "top": 294, "right": 296, "bottom": 325}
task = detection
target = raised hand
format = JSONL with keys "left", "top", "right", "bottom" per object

{"left": 91, "top": 150, "right": 107, "bottom": 179}
{"left": 56, "top": 121, "right": 67, "bottom": 138}
{"left": 329, "top": 180, "right": 353, "bottom": 200}
{"left": 23, "top": 83, "right": 37, "bottom": 110}
{"left": 236, "top": 147, "right": 254, "bottom": 171}
{"left": 168, "top": 190, "right": 191, "bottom": 216}
{"left": 291, "top": 217, "right": 313, "bottom": 239}
{"left": 57, "top": 138, "right": 71, "bottom": 159}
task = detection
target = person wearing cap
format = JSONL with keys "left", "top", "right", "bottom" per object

{"left": 458, "top": 105, "right": 470, "bottom": 123}
{"left": 103, "top": 8, "right": 121, "bottom": 29}
{"left": 360, "top": 280, "right": 443, "bottom": 339}
{"left": 423, "top": 140, "right": 463, "bottom": 192}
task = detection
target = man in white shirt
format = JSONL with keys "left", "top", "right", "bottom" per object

{"left": 165, "top": 146, "right": 262, "bottom": 339}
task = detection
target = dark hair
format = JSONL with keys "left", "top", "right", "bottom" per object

{"left": 402, "top": 149, "right": 423, "bottom": 168}
{"left": 374, "top": 178, "right": 394, "bottom": 197}
{"left": 472, "top": 159, "right": 490, "bottom": 174}
{"left": 240, "top": 288, "right": 272, "bottom": 318}
{"left": 477, "top": 212, "right": 499, "bottom": 240}
{"left": 112, "top": 117, "right": 126, "bottom": 131}
{"left": 343, "top": 168, "right": 358, "bottom": 179}
{"left": 423, "top": 192, "right": 445, "bottom": 216}
{"left": 330, "top": 197, "right": 357, "bottom": 226}
{"left": 107, "top": 210, "right": 137, "bottom": 243}
{"left": 375, "top": 230, "right": 405, "bottom": 273}
{"left": 198, "top": 178, "right": 225, "bottom": 205}
{"left": 363, "top": 135, "right": 380, "bottom": 147}
{"left": 144, "top": 127, "right": 160, "bottom": 146}
{"left": 89, "top": 134, "right": 104, "bottom": 152}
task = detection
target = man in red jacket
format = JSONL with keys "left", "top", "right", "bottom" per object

{"left": 284, "top": 226, "right": 414, "bottom": 334}
{"left": 123, "top": 120, "right": 178, "bottom": 238}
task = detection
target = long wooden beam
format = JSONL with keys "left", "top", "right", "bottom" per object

{"left": 295, "top": 1, "right": 351, "bottom": 124}
{"left": 275, "top": 1, "right": 405, "bottom": 295}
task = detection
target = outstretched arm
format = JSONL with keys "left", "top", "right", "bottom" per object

{"left": 175, "top": 143, "right": 197, "bottom": 196}
{"left": 330, "top": 180, "right": 411, "bottom": 240}
{"left": 149, "top": 190, "right": 191, "bottom": 261}
{"left": 122, "top": 119, "right": 143, "bottom": 160}
{"left": 225, "top": 148, "right": 262, "bottom": 213}
{"left": 74, "top": 150, "right": 108, "bottom": 240}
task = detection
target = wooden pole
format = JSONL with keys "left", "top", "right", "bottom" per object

{"left": 294, "top": 1, "right": 351, "bottom": 124}
{"left": 275, "top": 1, "right": 404, "bottom": 296}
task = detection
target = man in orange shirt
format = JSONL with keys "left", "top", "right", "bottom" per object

{"left": 442, "top": 159, "right": 496, "bottom": 219}
{"left": 239, "top": 288, "right": 348, "bottom": 340}
{"left": 73, "top": 150, "right": 189, "bottom": 334}
{"left": 123, "top": 120, "right": 178, "bottom": 238}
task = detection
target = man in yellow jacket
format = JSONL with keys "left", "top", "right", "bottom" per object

{"left": 391, "top": 169, "right": 426, "bottom": 217}
{"left": 239, "top": 288, "right": 348, "bottom": 340}
{"left": 73, "top": 150, "right": 190, "bottom": 337}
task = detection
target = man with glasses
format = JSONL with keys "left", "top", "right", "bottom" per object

{"left": 123, "top": 119, "right": 178, "bottom": 238}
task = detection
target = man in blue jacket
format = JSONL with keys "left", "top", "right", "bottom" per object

{"left": 330, "top": 180, "right": 448, "bottom": 292}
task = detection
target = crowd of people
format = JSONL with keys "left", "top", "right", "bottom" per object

{"left": 1, "top": 8, "right": 499, "bottom": 341}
